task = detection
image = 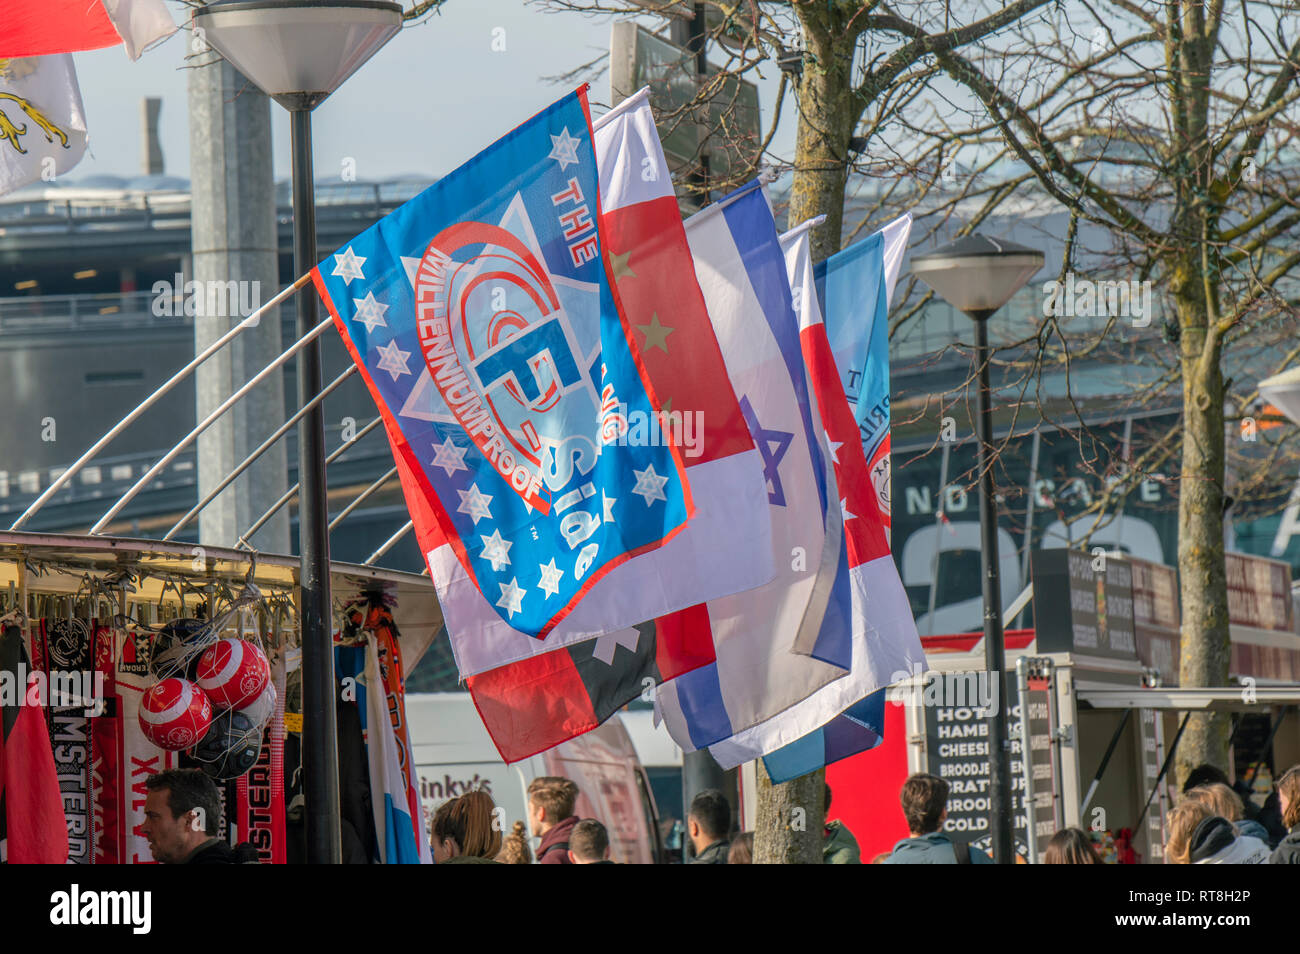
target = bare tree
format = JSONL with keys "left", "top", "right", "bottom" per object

{"left": 542, "top": 0, "right": 1067, "bottom": 863}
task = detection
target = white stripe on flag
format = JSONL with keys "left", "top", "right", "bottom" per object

{"left": 707, "top": 557, "right": 923, "bottom": 768}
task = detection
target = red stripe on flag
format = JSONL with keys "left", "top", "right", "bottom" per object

{"left": 601, "top": 198, "right": 754, "bottom": 464}
{"left": 800, "top": 324, "right": 891, "bottom": 564}
{"left": 653, "top": 602, "right": 714, "bottom": 678}
{"left": 0, "top": 1, "right": 121, "bottom": 57}
{"left": 467, "top": 651, "right": 596, "bottom": 764}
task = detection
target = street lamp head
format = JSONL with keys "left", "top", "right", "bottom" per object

{"left": 192, "top": 0, "right": 403, "bottom": 111}
{"left": 910, "top": 233, "right": 1044, "bottom": 320}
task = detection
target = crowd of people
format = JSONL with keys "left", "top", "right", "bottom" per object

{"left": 136, "top": 758, "right": 1300, "bottom": 864}
{"left": 871, "top": 763, "right": 1300, "bottom": 864}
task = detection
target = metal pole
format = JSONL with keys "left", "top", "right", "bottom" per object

{"left": 165, "top": 365, "right": 358, "bottom": 541}
{"left": 292, "top": 107, "right": 340, "bottom": 864}
{"left": 237, "top": 417, "right": 383, "bottom": 549}
{"left": 1079, "top": 708, "right": 1132, "bottom": 816}
{"left": 88, "top": 316, "right": 333, "bottom": 534}
{"left": 9, "top": 277, "right": 306, "bottom": 531}
{"left": 972, "top": 310, "right": 1013, "bottom": 863}
{"left": 363, "top": 519, "right": 413, "bottom": 566}
{"left": 685, "top": 2, "right": 710, "bottom": 209}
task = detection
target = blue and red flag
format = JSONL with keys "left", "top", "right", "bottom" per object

{"left": 314, "top": 87, "right": 695, "bottom": 639}
{"left": 814, "top": 214, "right": 911, "bottom": 540}
{"left": 761, "top": 689, "right": 886, "bottom": 784}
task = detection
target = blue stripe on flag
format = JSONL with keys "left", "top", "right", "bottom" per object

{"left": 807, "top": 530, "right": 852, "bottom": 667}
{"left": 672, "top": 662, "right": 734, "bottom": 752}
{"left": 720, "top": 186, "right": 829, "bottom": 517}
{"left": 761, "top": 688, "right": 887, "bottom": 784}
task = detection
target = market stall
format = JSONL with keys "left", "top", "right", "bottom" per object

{"left": 0, "top": 530, "right": 441, "bottom": 864}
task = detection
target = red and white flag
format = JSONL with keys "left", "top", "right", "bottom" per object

{"left": 0, "top": 55, "right": 87, "bottom": 197}
{"left": 1, "top": 0, "right": 176, "bottom": 60}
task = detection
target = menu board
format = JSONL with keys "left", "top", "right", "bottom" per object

{"left": 1031, "top": 549, "right": 1138, "bottom": 659}
{"left": 1138, "top": 708, "right": 1166, "bottom": 863}
{"left": 1021, "top": 673, "right": 1059, "bottom": 863}
{"left": 1130, "top": 557, "right": 1180, "bottom": 681}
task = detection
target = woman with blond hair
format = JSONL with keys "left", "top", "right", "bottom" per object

{"left": 495, "top": 821, "right": 533, "bottom": 864}
{"left": 1184, "top": 782, "right": 1272, "bottom": 844}
{"left": 431, "top": 789, "right": 502, "bottom": 864}
{"left": 1165, "top": 797, "right": 1268, "bottom": 864}
{"left": 1271, "top": 765, "right": 1300, "bottom": 864}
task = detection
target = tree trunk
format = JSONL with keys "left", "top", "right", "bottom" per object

{"left": 787, "top": 6, "right": 858, "bottom": 261}
{"left": 1173, "top": 282, "right": 1231, "bottom": 787}
{"left": 753, "top": 761, "right": 825, "bottom": 864}
{"left": 750, "top": 7, "right": 860, "bottom": 863}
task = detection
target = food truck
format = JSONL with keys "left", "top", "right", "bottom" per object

{"left": 742, "top": 548, "right": 1300, "bottom": 863}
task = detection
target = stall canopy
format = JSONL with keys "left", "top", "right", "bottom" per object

{"left": 1078, "top": 685, "right": 1300, "bottom": 711}
{"left": 0, "top": 530, "right": 443, "bottom": 669}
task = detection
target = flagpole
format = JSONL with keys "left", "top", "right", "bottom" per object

{"left": 291, "top": 105, "right": 342, "bottom": 865}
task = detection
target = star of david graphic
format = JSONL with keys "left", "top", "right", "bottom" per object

{"left": 739, "top": 395, "right": 794, "bottom": 507}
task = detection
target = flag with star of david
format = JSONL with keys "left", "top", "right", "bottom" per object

{"left": 654, "top": 181, "right": 856, "bottom": 755}
{"left": 314, "top": 87, "right": 706, "bottom": 641}
{"left": 702, "top": 217, "right": 925, "bottom": 772}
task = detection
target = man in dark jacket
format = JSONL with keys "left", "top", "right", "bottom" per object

{"left": 142, "top": 768, "right": 259, "bottom": 864}
{"left": 528, "top": 776, "right": 581, "bottom": 864}
{"left": 687, "top": 789, "right": 731, "bottom": 863}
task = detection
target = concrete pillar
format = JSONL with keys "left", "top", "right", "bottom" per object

{"left": 141, "top": 97, "right": 163, "bottom": 175}
{"left": 188, "top": 54, "right": 290, "bottom": 553}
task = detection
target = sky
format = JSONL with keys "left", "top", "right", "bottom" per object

{"left": 69, "top": 0, "right": 793, "bottom": 185}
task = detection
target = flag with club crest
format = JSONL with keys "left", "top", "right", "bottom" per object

{"left": 316, "top": 87, "right": 735, "bottom": 651}
{"left": 464, "top": 89, "right": 771, "bottom": 761}
{"left": 704, "top": 218, "right": 925, "bottom": 772}
{"left": 654, "top": 182, "right": 856, "bottom": 755}
{"left": 820, "top": 213, "right": 910, "bottom": 541}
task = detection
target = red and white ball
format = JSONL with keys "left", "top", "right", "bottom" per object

{"left": 236, "top": 678, "right": 278, "bottom": 728}
{"left": 196, "top": 638, "right": 270, "bottom": 710}
{"left": 139, "top": 678, "right": 213, "bottom": 751}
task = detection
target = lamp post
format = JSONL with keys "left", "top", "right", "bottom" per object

{"left": 910, "top": 234, "right": 1043, "bottom": 864}
{"left": 193, "top": 0, "right": 402, "bottom": 864}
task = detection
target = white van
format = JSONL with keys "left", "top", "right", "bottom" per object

{"left": 406, "top": 692, "right": 666, "bottom": 864}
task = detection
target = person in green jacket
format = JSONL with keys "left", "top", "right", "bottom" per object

{"left": 822, "top": 782, "right": 861, "bottom": 863}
